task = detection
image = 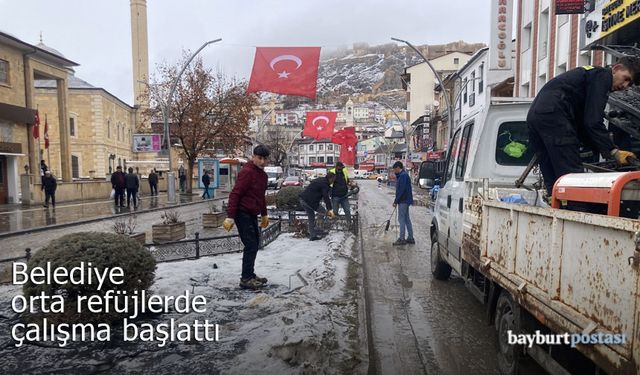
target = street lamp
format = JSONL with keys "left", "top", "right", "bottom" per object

{"left": 391, "top": 37, "right": 454, "bottom": 141}
{"left": 162, "top": 38, "right": 222, "bottom": 203}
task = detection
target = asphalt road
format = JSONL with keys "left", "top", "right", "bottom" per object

{"left": 358, "top": 180, "right": 500, "bottom": 375}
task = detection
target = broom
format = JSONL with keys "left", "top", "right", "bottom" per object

{"left": 384, "top": 206, "right": 397, "bottom": 231}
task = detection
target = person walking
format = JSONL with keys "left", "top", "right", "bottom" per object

{"left": 222, "top": 145, "right": 271, "bottom": 290}
{"left": 299, "top": 172, "right": 336, "bottom": 241}
{"left": 528, "top": 57, "right": 640, "bottom": 195}
{"left": 125, "top": 167, "right": 139, "bottom": 208}
{"left": 201, "top": 170, "right": 211, "bottom": 199}
{"left": 329, "top": 161, "right": 351, "bottom": 224}
{"left": 179, "top": 164, "right": 186, "bottom": 193}
{"left": 110, "top": 165, "right": 126, "bottom": 207}
{"left": 39, "top": 160, "right": 48, "bottom": 184}
{"left": 148, "top": 169, "right": 158, "bottom": 196}
{"left": 41, "top": 170, "right": 57, "bottom": 208}
{"left": 392, "top": 161, "right": 415, "bottom": 245}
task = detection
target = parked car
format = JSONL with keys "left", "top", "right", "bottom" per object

{"left": 376, "top": 174, "right": 388, "bottom": 183}
{"left": 366, "top": 173, "right": 379, "bottom": 180}
{"left": 281, "top": 176, "right": 303, "bottom": 187}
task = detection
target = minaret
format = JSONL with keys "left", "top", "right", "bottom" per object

{"left": 130, "top": 0, "right": 149, "bottom": 127}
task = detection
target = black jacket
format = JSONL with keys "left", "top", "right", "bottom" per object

{"left": 41, "top": 175, "right": 57, "bottom": 193}
{"left": 300, "top": 177, "right": 333, "bottom": 211}
{"left": 111, "top": 171, "right": 126, "bottom": 189}
{"left": 202, "top": 174, "right": 211, "bottom": 187}
{"left": 331, "top": 169, "right": 349, "bottom": 197}
{"left": 528, "top": 66, "right": 616, "bottom": 156}
{"left": 125, "top": 173, "right": 139, "bottom": 190}
{"left": 148, "top": 172, "right": 158, "bottom": 184}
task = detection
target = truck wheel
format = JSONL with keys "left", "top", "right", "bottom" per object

{"left": 495, "top": 291, "right": 521, "bottom": 375}
{"left": 430, "top": 240, "right": 452, "bottom": 280}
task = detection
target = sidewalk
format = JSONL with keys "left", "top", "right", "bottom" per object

{"left": 0, "top": 190, "right": 228, "bottom": 237}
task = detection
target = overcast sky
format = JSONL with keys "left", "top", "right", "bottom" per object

{"left": 0, "top": 0, "right": 490, "bottom": 105}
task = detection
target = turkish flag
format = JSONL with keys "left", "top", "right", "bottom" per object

{"left": 303, "top": 111, "right": 336, "bottom": 140}
{"left": 32, "top": 110, "right": 40, "bottom": 139}
{"left": 44, "top": 117, "right": 49, "bottom": 149}
{"left": 331, "top": 127, "right": 357, "bottom": 145}
{"left": 247, "top": 47, "right": 321, "bottom": 99}
{"left": 339, "top": 142, "right": 357, "bottom": 166}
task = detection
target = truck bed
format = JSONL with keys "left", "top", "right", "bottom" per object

{"left": 462, "top": 195, "right": 640, "bottom": 374}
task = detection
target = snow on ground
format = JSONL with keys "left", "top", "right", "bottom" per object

{"left": 0, "top": 231, "right": 362, "bottom": 375}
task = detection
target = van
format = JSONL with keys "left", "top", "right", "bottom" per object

{"left": 264, "top": 166, "right": 283, "bottom": 189}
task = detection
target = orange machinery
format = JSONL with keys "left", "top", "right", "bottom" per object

{"left": 552, "top": 172, "right": 640, "bottom": 217}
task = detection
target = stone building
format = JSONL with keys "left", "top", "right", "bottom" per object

{"left": 0, "top": 31, "right": 76, "bottom": 204}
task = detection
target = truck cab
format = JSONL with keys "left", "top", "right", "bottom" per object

{"left": 431, "top": 99, "right": 534, "bottom": 278}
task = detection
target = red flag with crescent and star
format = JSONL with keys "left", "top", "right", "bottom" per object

{"left": 247, "top": 47, "right": 321, "bottom": 99}
{"left": 44, "top": 116, "right": 49, "bottom": 149}
{"left": 303, "top": 111, "right": 337, "bottom": 140}
{"left": 32, "top": 110, "right": 40, "bottom": 139}
{"left": 332, "top": 127, "right": 358, "bottom": 166}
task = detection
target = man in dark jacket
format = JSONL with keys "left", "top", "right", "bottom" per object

{"left": 223, "top": 146, "right": 270, "bottom": 290}
{"left": 528, "top": 57, "right": 640, "bottom": 194}
{"left": 40, "top": 160, "right": 48, "bottom": 184}
{"left": 148, "top": 169, "right": 158, "bottom": 196}
{"left": 110, "top": 166, "right": 126, "bottom": 207}
{"left": 201, "top": 170, "right": 211, "bottom": 199}
{"left": 329, "top": 161, "right": 351, "bottom": 224}
{"left": 300, "top": 172, "right": 336, "bottom": 241}
{"left": 392, "top": 161, "right": 414, "bottom": 245}
{"left": 41, "top": 170, "right": 57, "bottom": 208}
{"left": 125, "top": 167, "right": 139, "bottom": 208}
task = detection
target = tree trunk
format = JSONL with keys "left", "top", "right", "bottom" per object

{"left": 187, "top": 158, "right": 196, "bottom": 194}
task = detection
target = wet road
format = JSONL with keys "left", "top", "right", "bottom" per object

{"left": 358, "top": 181, "right": 499, "bottom": 374}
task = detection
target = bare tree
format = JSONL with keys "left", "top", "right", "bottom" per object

{"left": 263, "top": 124, "right": 289, "bottom": 166}
{"left": 145, "top": 53, "right": 257, "bottom": 193}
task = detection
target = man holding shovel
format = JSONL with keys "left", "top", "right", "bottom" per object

{"left": 299, "top": 172, "right": 336, "bottom": 241}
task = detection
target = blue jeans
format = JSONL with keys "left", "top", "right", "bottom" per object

{"left": 398, "top": 203, "right": 414, "bottom": 240}
{"left": 331, "top": 195, "right": 351, "bottom": 223}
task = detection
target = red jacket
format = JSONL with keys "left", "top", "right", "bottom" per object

{"left": 227, "top": 161, "right": 268, "bottom": 219}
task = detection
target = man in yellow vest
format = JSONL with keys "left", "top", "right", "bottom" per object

{"left": 527, "top": 57, "right": 640, "bottom": 194}
{"left": 329, "top": 161, "right": 351, "bottom": 224}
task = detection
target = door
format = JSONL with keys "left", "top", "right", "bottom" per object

{"left": 447, "top": 122, "right": 474, "bottom": 260}
{"left": 0, "top": 156, "right": 7, "bottom": 204}
{"left": 435, "top": 129, "right": 462, "bottom": 256}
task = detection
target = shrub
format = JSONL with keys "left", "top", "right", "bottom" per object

{"left": 265, "top": 193, "right": 277, "bottom": 207}
{"left": 112, "top": 215, "right": 137, "bottom": 235}
{"left": 276, "top": 186, "right": 304, "bottom": 211}
{"left": 208, "top": 202, "right": 220, "bottom": 213}
{"left": 23, "top": 232, "right": 156, "bottom": 324}
{"left": 160, "top": 209, "right": 181, "bottom": 224}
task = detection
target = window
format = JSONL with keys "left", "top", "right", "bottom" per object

{"left": 309, "top": 157, "right": 316, "bottom": 163}
{"left": 463, "top": 78, "right": 468, "bottom": 104}
{"left": 0, "top": 59, "right": 8, "bottom": 84}
{"left": 495, "top": 122, "right": 535, "bottom": 166}
{"left": 538, "top": 10, "right": 549, "bottom": 60}
{"left": 478, "top": 65, "right": 484, "bottom": 94}
{"left": 71, "top": 155, "right": 80, "bottom": 179}
{"left": 309, "top": 144, "right": 314, "bottom": 151}
{"left": 443, "top": 129, "right": 461, "bottom": 185}
{"left": 454, "top": 58, "right": 460, "bottom": 65}
{"left": 318, "top": 156, "right": 324, "bottom": 163}
{"left": 69, "top": 117, "right": 76, "bottom": 137}
{"left": 107, "top": 120, "right": 111, "bottom": 139}
{"left": 522, "top": 23, "right": 532, "bottom": 51}
{"left": 327, "top": 156, "right": 334, "bottom": 164}
{"left": 455, "top": 122, "right": 474, "bottom": 180}
{"left": 470, "top": 72, "right": 476, "bottom": 93}
{"left": 319, "top": 144, "right": 324, "bottom": 151}
{"left": 328, "top": 144, "right": 333, "bottom": 151}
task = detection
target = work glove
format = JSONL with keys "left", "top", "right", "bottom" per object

{"left": 223, "top": 218, "right": 235, "bottom": 232}
{"left": 327, "top": 210, "right": 336, "bottom": 219}
{"left": 612, "top": 149, "right": 637, "bottom": 166}
{"left": 260, "top": 215, "right": 269, "bottom": 228}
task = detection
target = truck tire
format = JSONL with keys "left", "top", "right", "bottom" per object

{"left": 495, "top": 291, "right": 521, "bottom": 375}
{"left": 430, "top": 240, "right": 452, "bottom": 280}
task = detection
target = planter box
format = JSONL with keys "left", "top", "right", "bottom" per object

{"left": 152, "top": 222, "right": 186, "bottom": 243}
{"left": 129, "top": 232, "right": 146, "bottom": 245}
{"left": 202, "top": 212, "right": 225, "bottom": 228}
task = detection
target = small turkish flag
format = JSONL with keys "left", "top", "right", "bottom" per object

{"left": 247, "top": 47, "right": 321, "bottom": 99}
{"left": 339, "top": 141, "right": 357, "bottom": 166}
{"left": 44, "top": 117, "right": 49, "bottom": 149}
{"left": 32, "top": 110, "right": 40, "bottom": 139}
{"left": 303, "top": 111, "right": 337, "bottom": 140}
{"left": 331, "top": 127, "right": 357, "bottom": 145}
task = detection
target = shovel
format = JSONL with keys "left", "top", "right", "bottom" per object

{"left": 384, "top": 207, "right": 397, "bottom": 231}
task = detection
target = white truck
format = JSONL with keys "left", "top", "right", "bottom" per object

{"left": 429, "top": 98, "right": 640, "bottom": 374}
{"left": 264, "top": 166, "right": 283, "bottom": 189}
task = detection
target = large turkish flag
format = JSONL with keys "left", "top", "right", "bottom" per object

{"left": 339, "top": 142, "right": 357, "bottom": 166}
{"left": 331, "top": 127, "right": 357, "bottom": 145}
{"left": 247, "top": 47, "right": 321, "bottom": 99}
{"left": 303, "top": 111, "right": 337, "bottom": 140}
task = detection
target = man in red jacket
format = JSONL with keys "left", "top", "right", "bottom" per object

{"left": 223, "top": 145, "right": 270, "bottom": 290}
